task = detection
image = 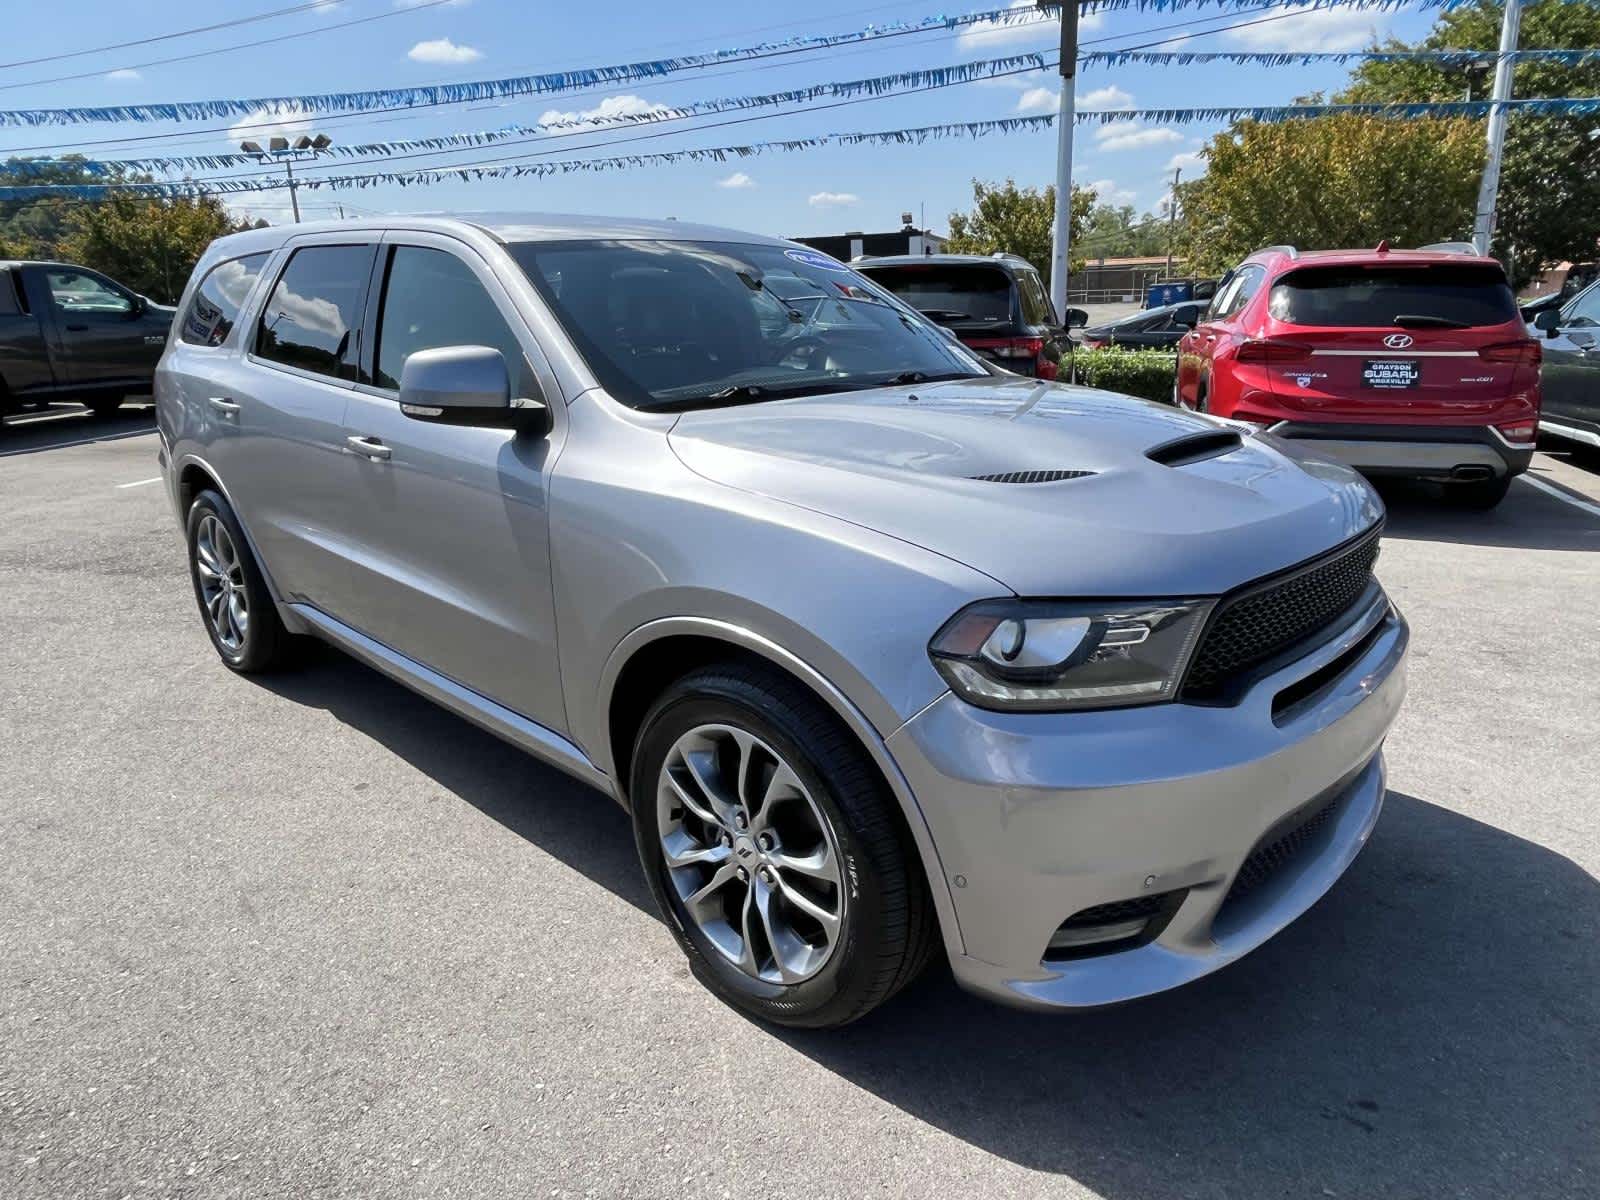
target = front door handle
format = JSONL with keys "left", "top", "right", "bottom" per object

{"left": 208, "top": 396, "right": 241, "bottom": 416}
{"left": 346, "top": 435, "right": 392, "bottom": 461}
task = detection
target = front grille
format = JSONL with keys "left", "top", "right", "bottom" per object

{"left": 1181, "top": 527, "right": 1381, "bottom": 701}
{"left": 1224, "top": 795, "right": 1340, "bottom": 906}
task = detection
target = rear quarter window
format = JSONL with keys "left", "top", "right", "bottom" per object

{"left": 181, "top": 252, "right": 271, "bottom": 347}
{"left": 1268, "top": 263, "right": 1517, "bottom": 328}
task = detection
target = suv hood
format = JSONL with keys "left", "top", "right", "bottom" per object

{"left": 667, "top": 378, "right": 1382, "bottom": 596}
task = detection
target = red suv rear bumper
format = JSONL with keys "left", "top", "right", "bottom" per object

{"left": 1262, "top": 421, "right": 1534, "bottom": 480}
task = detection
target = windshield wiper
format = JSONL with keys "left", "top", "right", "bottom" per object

{"left": 879, "top": 370, "right": 980, "bottom": 387}
{"left": 1392, "top": 313, "right": 1472, "bottom": 329}
{"left": 640, "top": 380, "right": 861, "bottom": 411}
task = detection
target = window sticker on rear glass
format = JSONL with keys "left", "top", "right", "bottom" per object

{"left": 784, "top": 248, "right": 849, "bottom": 272}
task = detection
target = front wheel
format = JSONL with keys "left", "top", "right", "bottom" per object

{"left": 630, "top": 664, "right": 936, "bottom": 1028}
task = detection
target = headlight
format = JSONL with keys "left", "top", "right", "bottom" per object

{"left": 928, "top": 598, "right": 1214, "bottom": 712}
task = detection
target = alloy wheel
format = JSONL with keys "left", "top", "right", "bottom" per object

{"left": 194, "top": 514, "right": 249, "bottom": 652}
{"left": 656, "top": 723, "right": 846, "bottom": 984}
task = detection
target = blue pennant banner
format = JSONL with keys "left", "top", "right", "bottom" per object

{"left": 0, "top": 0, "right": 1550, "bottom": 128}
{"left": 4, "top": 98, "right": 1599, "bottom": 202}
{"left": 1082, "top": 47, "right": 1600, "bottom": 67}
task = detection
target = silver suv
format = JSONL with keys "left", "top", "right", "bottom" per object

{"left": 156, "top": 214, "right": 1408, "bottom": 1027}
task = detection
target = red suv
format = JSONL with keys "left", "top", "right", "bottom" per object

{"left": 1175, "top": 244, "right": 1540, "bottom": 508}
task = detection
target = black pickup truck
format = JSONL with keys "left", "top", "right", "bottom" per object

{"left": 1, "top": 260, "right": 176, "bottom": 421}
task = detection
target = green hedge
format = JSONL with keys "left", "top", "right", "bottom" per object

{"left": 1067, "top": 347, "right": 1177, "bottom": 405}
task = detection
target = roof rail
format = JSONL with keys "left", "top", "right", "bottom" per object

{"left": 1254, "top": 244, "right": 1298, "bottom": 259}
{"left": 1418, "top": 241, "right": 1480, "bottom": 255}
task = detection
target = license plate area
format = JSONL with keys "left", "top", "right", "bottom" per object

{"left": 1361, "top": 359, "right": 1420, "bottom": 389}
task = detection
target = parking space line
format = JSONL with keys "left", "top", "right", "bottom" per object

{"left": 0, "top": 429, "right": 156, "bottom": 458}
{"left": 1519, "top": 474, "right": 1600, "bottom": 520}
{"left": 116, "top": 476, "right": 163, "bottom": 489}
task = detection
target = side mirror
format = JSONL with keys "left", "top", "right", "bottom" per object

{"left": 1174, "top": 319, "right": 1196, "bottom": 331}
{"left": 1063, "top": 307, "right": 1088, "bottom": 329}
{"left": 399, "top": 345, "right": 548, "bottom": 433}
{"left": 1533, "top": 309, "right": 1562, "bottom": 338}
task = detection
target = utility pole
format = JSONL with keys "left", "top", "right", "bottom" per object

{"left": 1164, "top": 167, "right": 1182, "bottom": 277}
{"left": 1040, "top": 0, "right": 1078, "bottom": 321}
{"left": 1472, "top": 0, "right": 1522, "bottom": 255}
{"left": 284, "top": 156, "right": 301, "bottom": 224}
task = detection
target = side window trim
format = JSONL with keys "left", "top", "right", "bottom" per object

{"left": 247, "top": 237, "right": 378, "bottom": 388}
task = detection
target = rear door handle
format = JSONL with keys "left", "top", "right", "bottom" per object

{"left": 346, "top": 435, "right": 392, "bottom": 461}
{"left": 208, "top": 396, "right": 241, "bottom": 416}
{"left": 65, "top": 323, "right": 89, "bottom": 332}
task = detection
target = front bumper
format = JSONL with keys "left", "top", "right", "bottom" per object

{"left": 1266, "top": 422, "right": 1533, "bottom": 479}
{"left": 886, "top": 594, "right": 1408, "bottom": 1011}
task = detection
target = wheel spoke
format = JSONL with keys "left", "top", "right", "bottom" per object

{"left": 228, "top": 592, "right": 249, "bottom": 637}
{"left": 679, "top": 747, "right": 739, "bottom": 826}
{"left": 684, "top": 862, "right": 739, "bottom": 912}
{"left": 753, "top": 878, "right": 803, "bottom": 983}
{"left": 773, "top": 844, "right": 839, "bottom": 886}
{"left": 736, "top": 881, "right": 762, "bottom": 976}
{"left": 773, "top": 873, "right": 840, "bottom": 937}
{"left": 661, "top": 828, "right": 730, "bottom": 870}
{"left": 750, "top": 762, "right": 804, "bottom": 834}
{"left": 663, "top": 767, "right": 724, "bottom": 831}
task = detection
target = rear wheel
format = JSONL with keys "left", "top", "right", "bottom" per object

{"left": 630, "top": 664, "right": 935, "bottom": 1028}
{"left": 1443, "top": 475, "right": 1511, "bottom": 510}
{"left": 185, "top": 490, "right": 294, "bottom": 672}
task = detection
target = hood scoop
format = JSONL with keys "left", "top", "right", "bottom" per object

{"left": 967, "top": 469, "right": 1095, "bottom": 484}
{"left": 1146, "top": 429, "right": 1243, "bottom": 468}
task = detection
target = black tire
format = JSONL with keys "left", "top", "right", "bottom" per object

{"left": 82, "top": 395, "right": 125, "bottom": 418}
{"left": 1443, "top": 475, "right": 1511, "bottom": 510}
{"left": 185, "top": 490, "right": 293, "bottom": 673}
{"left": 630, "top": 663, "right": 936, "bottom": 1029}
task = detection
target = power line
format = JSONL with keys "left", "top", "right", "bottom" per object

{"left": 0, "top": 0, "right": 374, "bottom": 72}
{"left": 0, "top": 0, "right": 1291, "bottom": 159}
{"left": 0, "top": 0, "right": 460, "bottom": 94}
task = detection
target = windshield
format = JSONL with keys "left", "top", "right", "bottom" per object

{"left": 855, "top": 263, "right": 1014, "bottom": 325}
{"left": 1268, "top": 264, "right": 1518, "bottom": 328}
{"left": 509, "top": 240, "right": 987, "bottom": 409}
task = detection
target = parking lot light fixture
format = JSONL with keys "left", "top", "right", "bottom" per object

{"left": 239, "top": 132, "right": 335, "bottom": 225}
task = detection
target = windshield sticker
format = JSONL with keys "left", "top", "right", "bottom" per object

{"left": 784, "top": 248, "right": 849, "bottom": 272}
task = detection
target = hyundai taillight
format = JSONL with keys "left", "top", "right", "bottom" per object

{"left": 1479, "top": 339, "right": 1542, "bottom": 366}
{"left": 1233, "top": 339, "right": 1312, "bottom": 364}
{"left": 1495, "top": 419, "right": 1538, "bottom": 443}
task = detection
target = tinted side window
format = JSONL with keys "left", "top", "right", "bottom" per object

{"left": 255, "top": 244, "right": 371, "bottom": 380}
{"left": 47, "top": 268, "right": 131, "bottom": 315}
{"left": 1560, "top": 283, "right": 1600, "bottom": 328}
{"left": 181, "top": 252, "right": 271, "bottom": 347}
{"left": 1017, "top": 269, "right": 1053, "bottom": 326}
{"left": 1215, "top": 266, "right": 1263, "bottom": 320}
{"left": 0, "top": 269, "right": 19, "bottom": 316}
{"left": 373, "top": 246, "right": 531, "bottom": 393}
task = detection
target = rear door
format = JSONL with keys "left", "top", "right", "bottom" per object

{"left": 0, "top": 267, "right": 54, "bottom": 396}
{"left": 31, "top": 265, "right": 160, "bottom": 388}
{"left": 1538, "top": 282, "right": 1600, "bottom": 434}
{"left": 1179, "top": 264, "right": 1261, "bottom": 403}
{"left": 1259, "top": 261, "right": 1531, "bottom": 418}
{"left": 330, "top": 233, "right": 567, "bottom": 729}
{"left": 229, "top": 235, "right": 378, "bottom": 606}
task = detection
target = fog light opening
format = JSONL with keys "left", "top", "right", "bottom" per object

{"left": 1042, "top": 889, "right": 1188, "bottom": 963}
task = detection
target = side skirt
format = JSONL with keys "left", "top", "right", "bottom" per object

{"left": 288, "top": 603, "right": 615, "bottom": 798}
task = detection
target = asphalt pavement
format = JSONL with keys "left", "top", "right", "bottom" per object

{"left": 2, "top": 400, "right": 1596, "bottom": 1199}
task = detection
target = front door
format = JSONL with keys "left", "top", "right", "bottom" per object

{"left": 33, "top": 266, "right": 162, "bottom": 388}
{"left": 1539, "top": 284, "right": 1600, "bottom": 436}
{"left": 330, "top": 235, "right": 567, "bottom": 731}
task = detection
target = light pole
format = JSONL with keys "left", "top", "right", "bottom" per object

{"left": 1472, "top": 0, "right": 1522, "bottom": 255}
{"left": 239, "top": 132, "right": 333, "bottom": 224}
{"left": 1039, "top": 0, "right": 1078, "bottom": 320}
{"left": 1164, "top": 167, "right": 1182, "bottom": 278}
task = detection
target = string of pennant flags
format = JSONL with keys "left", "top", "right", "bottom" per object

{"left": 0, "top": 0, "right": 1579, "bottom": 129}
{"left": 7, "top": 44, "right": 1599, "bottom": 181}
{"left": 4, "top": 98, "right": 1597, "bottom": 201}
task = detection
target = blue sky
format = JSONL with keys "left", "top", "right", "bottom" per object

{"left": 1, "top": 0, "right": 1442, "bottom": 238}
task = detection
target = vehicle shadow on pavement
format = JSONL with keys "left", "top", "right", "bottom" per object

{"left": 780, "top": 791, "right": 1598, "bottom": 1198}
{"left": 1376, "top": 474, "right": 1600, "bottom": 551}
{"left": 258, "top": 643, "right": 1598, "bottom": 1198}
{"left": 0, "top": 402, "right": 156, "bottom": 457}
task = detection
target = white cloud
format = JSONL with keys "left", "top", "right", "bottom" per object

{"left": 809, "top": 191, "right": 859, "bottom": 208}
{"left": 395, "top": 0, "right": 467, "bottom": 6}
{"left": 1015, "top": 87, "right": 1057, "bottom": 115}
{"left": 1079, "top": 84, "right": 1133, "bottom": 110}
{"left": 1093, "top": 121, "right": 1184, "bottom": 152}
{"left": 718, "top": 171, "right": 756, "bottom": 189}
{"left": 537, "top": 93, "right": 667, "bottom": 129}
{"left": 955, "top": 0, "right": 1102, "bottom": 51}
{"left": 1087, "top": 178, "right": 1137, "bottom": 206}
{"left": 228, "top": 105, "right": 315, "bottom": 148}
{"left": 407, "top": 37, "right": 482, "bottom": 64}
{"left": 310, "top": 0, "right": 344, "bottom": 14}
{"left": 1226, "top": 8, "right": 1387, "bottom": 52}
{"left": 1165, "top": 149, "right": 1207, "bottom": 174}
{"left": 104, "top": 68, "right": 141, "bottom": 83}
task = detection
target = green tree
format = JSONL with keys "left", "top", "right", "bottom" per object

{"left": 62, "top": 191, "right": 246, "bottom": 303}
{"left": 1172, "top": 114, "right": 1484, "bottom": 277}
{"left": 1339, "top": 0, "right": 1600, "bottom": 285}
{"left": 1079, "top": 200, "right": 1170, "bottom": 259}
{"left": 945, "top": 178, "right": 1094, "bottom": 284}
{"left": 1, "top": 157, "right": 104, "bottom": 260}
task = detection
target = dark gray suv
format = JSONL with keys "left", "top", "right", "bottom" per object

{"left": 156, "top": 214, "right": 1407, "bottom": 1027}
